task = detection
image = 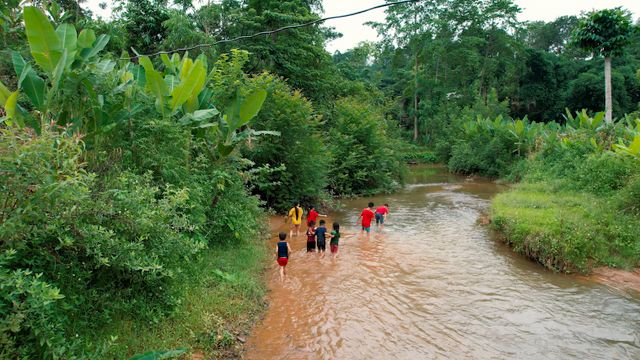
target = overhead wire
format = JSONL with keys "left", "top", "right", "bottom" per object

{"left": 122, "top": 0, "right": 421, "bottom": 59}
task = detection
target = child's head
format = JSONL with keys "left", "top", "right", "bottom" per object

{"left": 384, "top": 203, "right": 389, "bottom": 207}
{"left": 308, "top": 220, "right": 315, "bottom": 227}
{"left": 319, "top": 219, "right": 326, "bottom": 226}
{"left": 333, "top": 222, "right": 340, "bottom": 232}
{"left": 278, "top": 232, "right": 287, "bottom": 241}
{"left": 310, "top": 205, "right": 315, "bottom": 210}
{"left": 368, "top": 202, "right": 374, "bottom": 208}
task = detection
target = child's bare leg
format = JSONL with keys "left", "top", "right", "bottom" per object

{"left": 279, "top": 266, "right": 284, "bottom": 281}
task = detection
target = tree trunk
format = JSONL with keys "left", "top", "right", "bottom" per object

{"left": 604, "top": 56, "right": 612, "bottom": 123}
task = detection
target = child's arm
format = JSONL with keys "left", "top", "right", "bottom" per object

{"left": 287, "top": 243, "right": 292, "bottom": 256}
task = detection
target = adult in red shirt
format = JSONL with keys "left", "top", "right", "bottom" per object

{"left": 359, "top": 202, "right": 376, "bottom": 239}
{"left": 306, "top": 205, "right": 326, "bottom": 227}
{"left": 375, "top": 203, "right": 389, "bottom": 230}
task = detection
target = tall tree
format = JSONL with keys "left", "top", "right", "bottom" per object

{"left": 371, "top": 0, "right": 520, "bottom": 141}
{"left": 572, "top": 8, "right": 634, "bottom": 123}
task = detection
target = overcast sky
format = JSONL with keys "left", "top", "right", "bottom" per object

{"left": 84, "top": 0, "right": 640, "bottom": 53}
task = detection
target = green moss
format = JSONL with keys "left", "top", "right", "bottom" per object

{"left": 92, "top": 239, "right": 268, "bottom": 358}
{"left": 492, "top": 182, "right": 640, "bottom": 273}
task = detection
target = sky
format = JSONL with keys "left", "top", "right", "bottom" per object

{"left": 84, "top": 0, "right": 640, "bottom": 53}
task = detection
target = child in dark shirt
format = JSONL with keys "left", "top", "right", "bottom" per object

{"left": 276, "top": 232, "right": 291, "bottom": 281}
{"left": 315, "top": 220, "right": 328, "bottom": 258}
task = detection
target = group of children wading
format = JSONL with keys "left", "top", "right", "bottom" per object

{"left": 275, "top": 202, "right": 390, "bottom": 281}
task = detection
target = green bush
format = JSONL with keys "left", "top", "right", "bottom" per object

{"left": 0, "top": 126, "right": 209, "bottom": 358}
{"left": 448, "top": 120, "right": 520, "bottom": 177}
{"left": 327, "top": 97, "right": 405, "bottom": 196}
{"left": 242, "top": 74, "right": 329, "bottom": 211}
{"left": 399, "top": 143, "right": 437, "bottom": 164}
{"left": 616, "top": 175, "right": 640, "bottom": 216}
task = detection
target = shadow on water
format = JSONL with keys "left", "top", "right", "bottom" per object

{"left": 245, "top": 165, "right": 640, "bottom": 360}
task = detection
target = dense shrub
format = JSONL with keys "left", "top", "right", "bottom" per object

{"left": 616, "top": 175, "right": 640, "bottom": 216}
{"left": 327, "top": 97, "right": 405, "bottom": 196}
{"left": 242, "top": 75, "right": 329, "bottom": 211}
{"left": 0, "top": 126, "right": 208, "bottom": 358}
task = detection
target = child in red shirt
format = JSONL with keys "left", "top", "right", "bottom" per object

{"left": 306, "top": 205, "right": 326, "bottom": 227}
{"left": 359, "top": 202, "right": 376, "bottom": 239}
{"left": 375, "top": 203, "right": 389, "bottom": 230}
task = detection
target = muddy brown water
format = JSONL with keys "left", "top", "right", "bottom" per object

{"left": 244, "top": 166, "right": 640, "bottom": 359}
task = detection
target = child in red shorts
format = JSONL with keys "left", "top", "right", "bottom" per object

{"left": 276, "top": 232, "right": 291, "bottom": 281}
{"left": 329, "top": 222, "right": 354, "bottom": 259}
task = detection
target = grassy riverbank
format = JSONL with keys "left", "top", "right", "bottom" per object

{"left": 94, "top": 239, "right": 268, "bottom": 358}
{"left": 491, "top": 181, "right": 640, "bottom": 273}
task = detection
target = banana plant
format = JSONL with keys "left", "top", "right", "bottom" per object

{"left": 7, "top": 6, "right": 114, "bottom": 135}
{"left": 563, "top": 109, "right": 605, "bottom": 133}
{"left": 132, "top": 50, "right": 268, "bottom": 159}
{"left": 613, "top": 134, "right": 640, "bottom": 158}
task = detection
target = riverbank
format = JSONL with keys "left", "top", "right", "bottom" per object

{"left": 491, "top": 181, "right": 640, "bottom": 274}
{"left": 95, "top": 239, "right": 268, "bottom": 359}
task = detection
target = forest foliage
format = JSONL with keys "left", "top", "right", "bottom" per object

{"left": 0, "top": 1, "right": 404, "bottom": 358}
{"left": 1, "top": 0, "right": 640, "bottom": 358}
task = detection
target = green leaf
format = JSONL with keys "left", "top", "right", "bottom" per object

{"left": 238, "top": 88, "right": 267, "bottom": 126}
{"left": 178, "top": 108, "right": 220, "bottom": 126}
{"left": 164, "top": 75, "right": 179, "bottom": 93}
{"left": 4, "top": 90, "right": 18, "bottom": 119}
{"left": 96, "top": 60, "right": 116, "bottom": 74}
{"left": 24, "top": 6, "right": 62, "bottom": 73}
{"left": 170, "top": 59, "right": 206, "bottom": 111}
{"left": 77, "top": 29, "right": 96, "bottom": 48}
{"left": 218, "top": 142, "right": 235, "bottom": 157}
{"left": 14, "top": 56, "right": 46, "bottom": 111}
{"left": 160, "top": 53, "right": 176, "bottom": 74}
{"left": 129, "top": 63, "right": 146, "bottom": 87}
{"left": 11, "top": 51, "right": 26, "bottom": 79}
{"left": 0, "top": 80, "right": 10, "bottom": 105}
{"left": 50, "top": 49, "right": 68, "bottom": 93}
{"left": 82, "top": 34, "right": 110, "bottom": 59}
{"left": 56, "top": 23, "right": 77, "bottom": 54}
{"left": 139, "top": 56, "right": 169, "bottom": 115}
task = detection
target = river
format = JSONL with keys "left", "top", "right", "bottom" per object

{"left": 244, "top": 166, "right": 640, "bottom": 359}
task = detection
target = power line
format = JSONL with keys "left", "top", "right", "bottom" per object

{"left": 123, "top": 0, "right": 420, "bottom": 59}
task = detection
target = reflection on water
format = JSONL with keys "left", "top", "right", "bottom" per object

{"left": 245, "top": 165, "right": 640, "bottom": 359}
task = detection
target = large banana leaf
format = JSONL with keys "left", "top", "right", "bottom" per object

{"left": 238, "top": 88, "right": 267, "bottom": 127}
{"left": 23, "top": 7, "right": 62, "bottom": 73}
{"left": 170, "top": 59, "right": 206, "bottom": 111}
{"left": 13, "top": 53, "right": 46, "bottom": 110}
{"left": 55, "top": 23, "right": 77, "bottom": 68}
{"left": 81, "top": 34, "right": 110, "bottom": 59}
{"left": 77, "top": 29, "right": 96, "bottom": 48}
{"left": 160, "top": 53, "right": 177, "bottom": 75}
{"left": 139, "top": 56, "right": 169, "bottom": 116}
